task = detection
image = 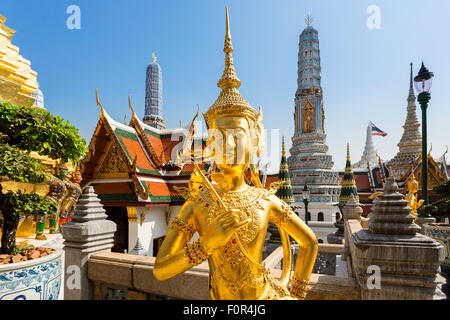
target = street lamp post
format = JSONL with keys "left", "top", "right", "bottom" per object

{"left": 302, "top": 184, "right": 310, "bottom": 225}
{"left": 414, "top": 62, "right": 434, "bottom": 217}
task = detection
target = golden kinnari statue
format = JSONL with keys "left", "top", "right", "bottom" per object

{"left": 154, "top": 7, "right": 318, "bottom": 300}
{"left": 405, "top": 166, "right": 424, "bottom": 220}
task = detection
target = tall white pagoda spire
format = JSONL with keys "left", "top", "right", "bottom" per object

{"left": 357, "top": 124, "right": 378, "bottom": 167}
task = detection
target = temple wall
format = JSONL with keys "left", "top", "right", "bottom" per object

{"left": 137, "top": 206, "right": 168, "bottom": 256}
{"left": 293, "top": 204, "right": 338, "bottom": 243}
{"left": 131, "top": 205, "right": 183, "bottom": 256}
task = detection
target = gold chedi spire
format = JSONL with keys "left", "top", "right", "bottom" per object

{"left": 204, "top": 7, "right": 260, "bottom": 129}
{"left": 347, "top": 142, "right": 350, "bottom": 162}
{"left": 217, "top": 7, "right": 241, "bottom": 91}
{"left": 339, "top": 143, "right": 359, "bottom": 205}
{"left": 276, "top": 136, "right": 295, "bottom": 204}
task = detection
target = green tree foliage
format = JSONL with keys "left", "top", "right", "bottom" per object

{"left": 0, "top": 101, "right": 87, "bottom": 254}
{"left": 418, "top": 180, "right": 450, "bottom": 222}
{"left": 431, "top": 180, "right": 450, "bottom": 222}
{"left": 0, "top": 143, "right": 50, "bottom": 183}
{"left": 2, "top": 190, "right": 56, "bottom": 218}
{"left": 0, "top": 102, "right": 87, "bottom": 164}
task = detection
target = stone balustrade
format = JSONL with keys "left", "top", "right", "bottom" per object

{"left": 87, "top": 243, "right": 360, "bottom": 300}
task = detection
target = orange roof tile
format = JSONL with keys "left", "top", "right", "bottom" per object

{"left": 146, "top": 134, "right": 165, "bottom": 162}
{"left": 141, "top": 180, "right": 189, "bottom": 197}
{"left": 161, "top": 136, "right": 183, "bottom": 162}
{"left": 119, "top": 136, "right": 157, "bottom": 172}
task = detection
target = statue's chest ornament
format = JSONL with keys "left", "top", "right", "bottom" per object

{"left": 200, "top": 186, "right": 267, "bottom": 244}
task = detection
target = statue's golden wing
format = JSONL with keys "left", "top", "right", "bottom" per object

{"left": 368, "top": 191, "right": 383, "bottom": 200}
{"left": 174, "top": 186, "right": 196, "bottom": 201}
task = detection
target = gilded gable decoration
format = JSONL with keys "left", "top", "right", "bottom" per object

{"left": 97, "top": 144, "right": 129, "bottom": 176}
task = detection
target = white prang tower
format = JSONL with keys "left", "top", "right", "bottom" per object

{"left": 287, "top": 13, "right": 341, "bottom": 243}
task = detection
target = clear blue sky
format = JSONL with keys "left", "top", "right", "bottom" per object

{"left": 2, "top": 0, "right": 449, "bottom": 172}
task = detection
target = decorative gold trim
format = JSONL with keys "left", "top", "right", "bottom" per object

{"left": 127, "top": 207, "right": 138, "bottom": 223}
{"left": 140, "top": 207, "right": 151, "bottom": 226}
{"left": 0, "top": 181, "right": 49, "bottom": 197}
{"left": 166, "top": 206, "right": 171, "bottom": 226}
{"left": 302, "top": 98, "right": 315, "bottom": 133}
{"left": 92, "top": 140, "right": 113, "bottom": 176}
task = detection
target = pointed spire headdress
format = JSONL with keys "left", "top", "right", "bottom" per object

{"left": 203, "top": 7, "right": 262, "bottom": 130}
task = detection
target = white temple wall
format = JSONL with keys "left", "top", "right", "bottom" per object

{"left": 132, "top": 205, "right": 185, "bottom": 256}
{"left": 137, "top": 206, "right": 167, "bottom": 256}
{"left": 128, "top": 218, "right": 138, "bottom": 253}
{"left": 294, "top": 203, "right": 338, "bottom": 223}
{"left": 307, "top": 222, "right": 337, "bottom": 244}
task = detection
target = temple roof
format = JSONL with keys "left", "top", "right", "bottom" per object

{"left": 80, "top": 95, "right": 207, "bottom": 205}
{"left": 398, "top": 153, "right": 448, "bottom": 189}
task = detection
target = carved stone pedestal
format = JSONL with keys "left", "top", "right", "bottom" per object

{"left": 60, "top": 186, "right": 117, "bottom": 300}
{"left": 350, "top": 177, "right": 445, "bottom": 299}
{"left": 351, "top": 230, "right": 444, "bottom": 299}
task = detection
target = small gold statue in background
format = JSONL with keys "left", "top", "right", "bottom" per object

{"left": 405, "top": 166, "right": 424, "bottom": 220}
{"left": 154, "top": 8, "right": 318, "bottom": 300}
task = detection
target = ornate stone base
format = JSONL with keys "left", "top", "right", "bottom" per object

{"left": 60, "top": 186, "right": 117, "bottom": 300}
{"left": 351, "top": 229, "right": 445, "bottom": 299}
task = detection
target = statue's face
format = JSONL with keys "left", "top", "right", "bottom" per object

{"left": 210, "top": 116, "right": 252, "bottom": 173}
{"left": 72, "top": 171, "right": 82, "bottom": 184}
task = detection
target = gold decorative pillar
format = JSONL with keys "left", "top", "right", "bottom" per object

{"left": 126, "top": 207, "right": 138, "bottom": 252}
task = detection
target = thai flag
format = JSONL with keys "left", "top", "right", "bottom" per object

{"left": 370, "top": 122, "right": 387, "bottom": 137}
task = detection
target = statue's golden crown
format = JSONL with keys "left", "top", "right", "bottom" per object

{"left": 203, "top": 7, "right": 261, "bottom": 128}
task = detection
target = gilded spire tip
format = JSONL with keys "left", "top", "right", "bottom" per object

{"left": 225, "top": 6, "right": 230, "bottom": 40}
{"left": 217, "top": 7, "right": 241, "bottom": 91}
{"left": 346, "top": 142, "right": 350, "bottom": 161}
{"left": 282, "top": 136, "right": 286, "bottom": 157}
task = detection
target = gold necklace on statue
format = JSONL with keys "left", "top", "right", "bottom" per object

{"left": 201, "top": 185, "right": 265, "bottom": 244}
